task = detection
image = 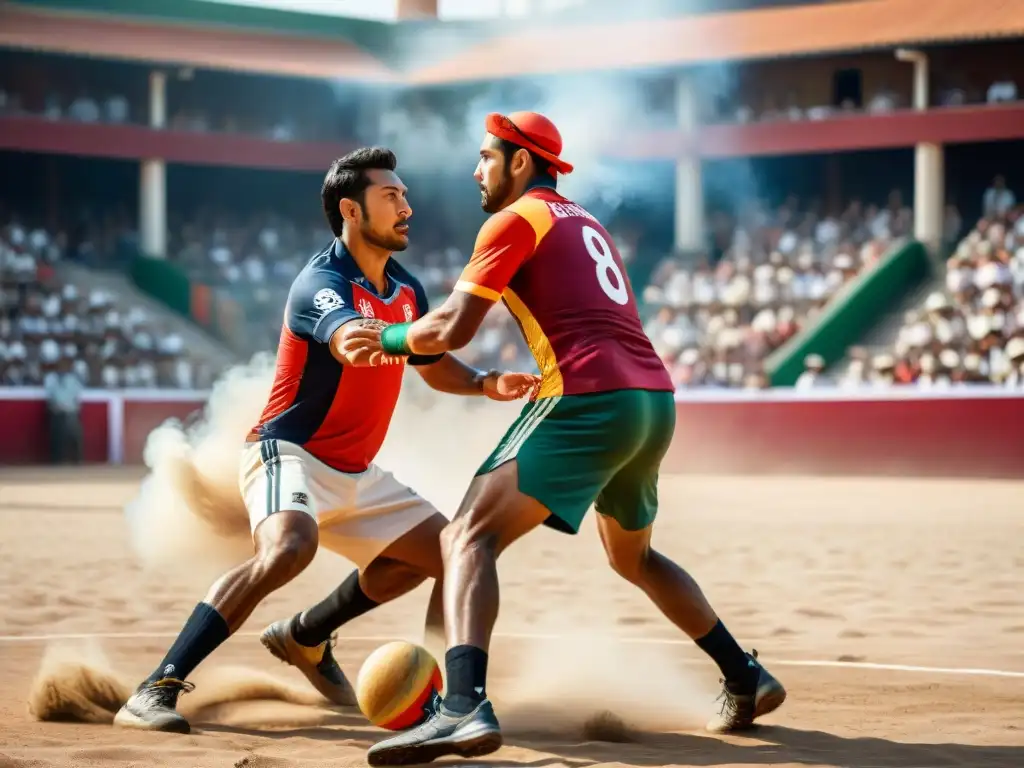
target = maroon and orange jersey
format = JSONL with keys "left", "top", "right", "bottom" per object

{"left": 456, "top": 185, "right": 673, "bottom": 399}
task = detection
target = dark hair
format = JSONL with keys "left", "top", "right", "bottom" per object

{"left": 495, "top": 138, "right": 556, "bottom": 187}
{"left": 321, "top": 147, "right": 398, "bottom": 236}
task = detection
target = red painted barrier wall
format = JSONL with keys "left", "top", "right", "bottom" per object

{"left": 0, "top": 395, "right": 109, "bottom": 464}
{"left": 121, "top": 398, "right": 207, "bottom": 466}
{"left": 666, "top": 392, "right": 1024, "bottom": 478}
{"left": 1, "top": 389, "right": 1022, "bottom": 478}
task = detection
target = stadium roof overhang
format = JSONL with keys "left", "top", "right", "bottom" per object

{"left": 2, "top": 0, "right": 1023, "bottom": 84}
{"left": 0, "top": 0, "right": 398, "bottom": 82}
{"left": 407, "top": 0, "right": 1024, "bottom": 84}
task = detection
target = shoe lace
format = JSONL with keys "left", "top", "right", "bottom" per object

{"left": 316, "top": 634, "right": 349, "bottom": 685}
{"left": 714, "top": 649, "right": 760, "bottom": 717}
{"left": 714, "top": 680, "right": 738, "bottom": 717}
{"left": 141, "top": 678, "right": 195, "bottom": 707}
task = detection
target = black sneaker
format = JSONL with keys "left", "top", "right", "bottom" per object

{"left": 260, "top": 618, "right": 356, "bottom": 706}
{"left": 706, "top": 650, "right": 786, "bottom": 733}
{"left": 113, "top": 678, "right": 194, "bottom": 733}
{"left": 366, "top": 699, "right": 502, "bottom": 766}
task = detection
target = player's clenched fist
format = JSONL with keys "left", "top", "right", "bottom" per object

{"left": 481, "top": 371, "right": 542, "bottom": 402}
{"left": 332, "top": 319, "right": 402, "bottom": 367}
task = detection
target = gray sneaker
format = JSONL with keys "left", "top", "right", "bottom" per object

{"left": 260, "top": 618, "right": 356, "bottom": 706}
{"left": 366, "top": 699, "right": 502, "bottom": 766}
{"left": 706, "top": 650, "right": 786, "bottom": 733}
{"left": 113, "top": 678, "right": 194, "bottom": 733}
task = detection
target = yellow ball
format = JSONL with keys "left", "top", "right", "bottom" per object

{"left": 356, "top": 641, "right": 443, "bottom": 730}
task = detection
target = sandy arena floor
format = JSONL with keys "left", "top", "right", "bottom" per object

{"left": 0, "top": 467, "right": 1022, "bottom": 767}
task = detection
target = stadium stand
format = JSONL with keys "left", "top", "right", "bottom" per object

{"left": 0, "top": 214, "right": 219, "bottom": 389}
{"left": 2, "top": 0, "right": 1024, "bottom": 475}
{"left": 879, "top": 178, "right": 1024, "bottom": 388}
{"left": 641, "top": 192, "right": 910, "bottom": 388}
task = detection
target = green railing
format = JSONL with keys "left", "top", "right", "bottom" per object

{"left": 130, "top": 252, "right": 192, "bottom": 317}
{"left": 130, "top": 253, "right": 246, "bottom": 347}
{"left": 766, "top": 240, "right": 931, "bottom": 386}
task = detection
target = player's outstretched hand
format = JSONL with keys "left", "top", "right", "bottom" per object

{"left": 336, "top": 321, "right": 402, "bottom": 367}
{"left": 482, "top": 372, "right": 542, "bottom": 401}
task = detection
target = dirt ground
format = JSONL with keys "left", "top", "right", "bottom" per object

{"left": 0, "top": 467, "right": 1022, "bottom": 767}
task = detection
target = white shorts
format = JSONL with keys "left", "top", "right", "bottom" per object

{"left": 239, "top": 439, "right": 439, "bottom": 569}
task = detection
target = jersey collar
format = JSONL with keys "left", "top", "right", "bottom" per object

{"left": 525, "top": 177, "right": 557, "bottom": 194}
{"left": 331, "top": 239, "right": 401, "bottom": 302}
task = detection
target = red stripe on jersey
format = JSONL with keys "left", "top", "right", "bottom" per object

{"left": 256, "top": 325, "right": 308, "bottom": 428}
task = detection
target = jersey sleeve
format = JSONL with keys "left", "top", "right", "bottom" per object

{"left": 406, "top": 278, "right": 445, "bottom": 367}
{"left": 455, "top": 211, "right": 537, "bottom": 302}
{"left": 286, "top": 269, "right": 360, "bottom": 344}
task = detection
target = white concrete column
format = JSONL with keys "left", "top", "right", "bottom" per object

{"left": 149, "top": 70, "right": 167, "bottom": 129}
{"left": 140, "top": 70, "right": 167, "bottom": 258}
{"left": 140, "top": 160, "right": 166, "bottom": 258}
{"left": 673, "top": 72, "right": 704, "bottom": 252}
{"left": 915, "top": 142, "right": 944, "bottom": 254}
{"left": 896, "top": 49, "right": 942, "bottom": 253}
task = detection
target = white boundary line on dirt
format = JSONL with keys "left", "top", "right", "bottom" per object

{"left": 1, "top": 629, "right": 1022, "bottom": 679}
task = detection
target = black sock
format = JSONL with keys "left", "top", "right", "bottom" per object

{"left": 145, "top": 602, "right": 230, "bottom": 684}
{"left": 292, "top": 570, "right": 379, "bottom": 648}
{"left": 695, "top": 620, "right": 758, "bottom": 693}
{"left": 443, "top": 645, "right": 488, "bottom": 715}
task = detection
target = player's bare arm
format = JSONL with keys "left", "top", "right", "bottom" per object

{"left": 343, "top": 292, "right": 500, "bottom": 363}
{"left": 404, "top": 291, "right": 494, "bottom": 356}
{"left": 414, "top": 352, "right": 539, "bottom": 400}
{"left": 368, "top": 210, "right": 534, "bottom": 363}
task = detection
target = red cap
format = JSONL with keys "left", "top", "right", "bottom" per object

{"left": 485, "top": 111, "right": 574, "bottom": 176}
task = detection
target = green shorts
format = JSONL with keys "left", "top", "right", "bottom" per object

{"left": 477, "top": 389, "right": 676, "bottom": 534}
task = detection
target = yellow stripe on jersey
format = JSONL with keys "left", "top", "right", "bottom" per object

{"left": 502, "top": 287, "right": 564, "bottom": 399}
{"left": 505, "top": 195, "right": 556, "bottom": 249}
{"left": 454, "top": 280, "right": 502, "bottom": 302}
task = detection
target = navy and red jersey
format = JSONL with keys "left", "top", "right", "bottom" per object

{"left": 251, "top": 240, "right": 439, "bottom": 473}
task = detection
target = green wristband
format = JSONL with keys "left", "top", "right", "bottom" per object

{"left": 381, "top": 322, "right": 413, "bottom": 355}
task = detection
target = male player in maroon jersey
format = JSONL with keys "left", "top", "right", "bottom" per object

{"left": 358, "top": 114, "right": 786, "bottom": 765}
{"left": 114, "top": 147, "right": 539, "bottom": 734}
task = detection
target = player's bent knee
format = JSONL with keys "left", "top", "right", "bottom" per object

{"left": 376, "top": 512, "right": 446, "bottom": 579}
{"left": 439, "top": 512, "right": 497, "bottom": 560}
{"left": 605, "top": 548, "right": 647, "bottom": 584}
{"left": 253, "top": 510, "right": 319, "bottom": 583}
{"left": 599, "top": 519, "right": 654, "bottom": 585}
{"left": 442, "top": 462, "right": 533, "bottom": 555}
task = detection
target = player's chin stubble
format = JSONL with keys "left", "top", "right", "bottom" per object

{"left": 480, "top": 185, "right": 504, "bottom": 214}
{"left": 481, "top": 175, "right": 514, "bottom": 214}
{"left": 362, "top": 224, "right": 408, "bottom": 252}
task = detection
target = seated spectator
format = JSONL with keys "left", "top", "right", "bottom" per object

{"left": 879, "top": 201, "right": 1024, "bottom": 386}
{"left": 839, "top": 346, "right": 870, "bottom": 389}
{"left": 986, "top": 77, "right": 1018, "bottom": 105}
{"left": 983, "top": 176, "right": 1016, "bottom": 219}
{"left": 1, "top": 213, "right": 217, "bottom": 390}
{"left": 641, "top": 194, "right": 904, "bottom": 388}
{"left": 794, "top": 354, "right": 825, "bottom": 389}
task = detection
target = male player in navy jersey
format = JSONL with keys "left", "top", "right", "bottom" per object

{"left": 114, "top": 148, "right": 539, "bottom": 734}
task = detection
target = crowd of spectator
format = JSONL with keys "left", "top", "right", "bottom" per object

{"left": 717, "top": 73, "right": 1019, "bottom": 127}
{"left": 163, "top": 191, "right": 926, "bottom": 390}
{"left": 0, "top": 216, "right": 219, "bottom": 390}
{"left": 164, "top": 207, "right": 537, "bottom": 371}
{"left": 0, "top": 58, "right": 362, "bottom": 144}
{"left": 865, "top": 176, "right": 1024, "bottom": 389}
{"left": 4, "top": 43, "right": 1020, "bottom": 154}
{"left": 640, "top": 192, "right": 910, "bottom": 389}
{"left": 7, "top": 171, "right": 1024, "bottom": 394}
